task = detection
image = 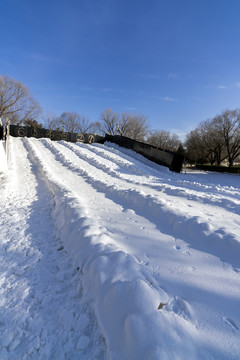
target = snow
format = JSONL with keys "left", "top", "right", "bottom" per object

{"left": 0, "top": 141, "right": 8, "bottom": 174}
{"left": 0, "top": 136, "right": 240, "bottom": 359}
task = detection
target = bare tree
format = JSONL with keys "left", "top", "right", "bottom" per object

{"left": 117, "top": 112, "right": 129, "bottom": 136}
{"left": 213, "top": 109, "right": 240, "bottom": 166}
{"left": 76, "top": 115, "right": 93, "bottom": 134}
{"left": 147, "top": 130, "right": 181, "bottom": 151}
{"left": 0, "top": 75, "right": 41, "bottom": 124}
{"left": 100, "top": 108, "right": 119, "bottom": 135}
{"left": 185, "top": 109, "right": 240, "bottom": 166}
{"left": 185, "top": 119, "right": 227, "bottom": 165}
{"left": 90, "top": 121, "right": 103, "bottom": 135}
{"left": 200, "top": 119, "right": 227, "bottom": 165}
{"left": 98, "top": 109, "right": 149, "bottom": 140}
{"left": 59, "top": 112, "right": 92, "bottom": 134}
{"left": 119, "top": 113, "right": 149, "bottom": 141}
{"left": 42, "top": 111, "right": 60, "bottom": 130}
{"left": 185, "top": 127, "right": 209, "bottom": 164}
{"left": 24, "top": 119, "right": 43, "bottom": 128}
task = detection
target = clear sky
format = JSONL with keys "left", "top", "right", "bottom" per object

{"left": 1, "top": 0, "right": 240, "bottom": 139}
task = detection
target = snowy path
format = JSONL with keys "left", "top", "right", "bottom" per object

{"left": 1, "top": 137, "right": 240, "bottom": 359}
{"left": 0, "top": 138, "right": 106, "bottom": 360}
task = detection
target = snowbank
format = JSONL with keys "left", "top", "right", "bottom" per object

{"left": 0, "top": 141, "right": 8, "bottom": 173}
{"left": 53, "top": 196, "right": 202, "bottom": 359}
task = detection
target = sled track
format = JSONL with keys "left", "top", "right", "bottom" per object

{"left": 0, "top": 137, "right": 106, "bottom": 360}
{"left": 1, "top": 137, "right": 240, "bottom": 360}
{"left": 29, "top": 138, "right": 240, "bottom": 269}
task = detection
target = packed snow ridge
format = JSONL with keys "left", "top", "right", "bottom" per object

{"left": 0, "top": 137, "right": 240, "bottom": 360}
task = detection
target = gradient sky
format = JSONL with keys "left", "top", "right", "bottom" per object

{"left": 1, "top": 0, "right": 240, "bottom": 139}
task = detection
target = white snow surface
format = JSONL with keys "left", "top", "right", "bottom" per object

{"left": 0, "top": 141, "right": 8, "bottom": 173}
{"left": 0, "top": 137, "right": 240, "bottom": 360}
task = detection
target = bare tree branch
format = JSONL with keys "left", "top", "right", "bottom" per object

{"left": 0, "top": 75, "right": 41, "bottom": 124}
{"left": 147, "top": 130, "right": 181, "bottom": 151}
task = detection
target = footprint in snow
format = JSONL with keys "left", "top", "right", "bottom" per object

{"left": 76, "top": 335, "right": 90, "bottom": 350}
{"left": 140, "top": 253, "right": 150, "bottom": 266}
{"left": 172, "top": 242, "right": 191, "bottom": 256}
{"left": 165, "top": 296, "right": 192, "bottom": 322}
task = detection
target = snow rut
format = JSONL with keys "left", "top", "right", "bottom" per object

{"left": 33, "top": 138, "right": 240, "bottom": 269}
{"left": 93, "top": 142, "right": 240, "bottom": 206}
{"left": 20, "top": 138, "right": 172, "bottom": 359}
{"left": 2, "top": 137, "right": 240, "bottom": 359}
{"left": 0, "top": 137, "right": 106, "bottom": 360}
{"left": 21, "top": 140, "right": 202, "bottom": 359}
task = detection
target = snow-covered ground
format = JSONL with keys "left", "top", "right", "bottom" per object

{"left": 0, "top": 137, "right": 240, "bottom": 360}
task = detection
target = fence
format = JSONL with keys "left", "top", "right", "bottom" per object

{"left": 9, "top": 125, "right": 104, "bottom": 144}
{"left": 102, "top": 134, "right": 184, "bottom": 173}
{"left": 8, "top": 125, "right": 184, "bottom": 173}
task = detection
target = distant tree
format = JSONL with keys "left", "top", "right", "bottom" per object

{"left": 186, "top": 119, "right": 226, "bottom": 165}
{"left": 75, "top": 115, "right": 93, "bottom": 134}
{"left": 24, "top": 119, "right": 43, "bottom": 129}
{"left": 185, "top": 127, "right": 209, "bottom": 164}
{"left": 185, "top": 124, "right": 223, "bottom": 165}
{"left": 90, "top": 121, "right": 103, "bottom": 135}
{"left": 59, "top": 112, "right": 93, "bottom": 134}
{"left": 119, "top": 113, "right": 149, "bottom": 141}
{"left": 185, "top": 109, "right": 240, "bottom": 166}
{"left": 42, "top": 111, "right": 59, "bottom": 130}
{"left": 98, "top": 109, "right": 149, "bottom": 141}
{"left": 176, "top": 143, "right": 186, "bottom": 156}
{"left": 200, "top": 119, "right": 227, "bottom": 165}
{"left": 99, "top": 108, "right": 119, "bottom": 135}
{"left": 117, "top": 112, "right": 129, "bottom": 136}
{"left": 213, "top": 109, "right": 240, "bottom": 166}
{"left": 147, "top": 130, "right": 181, "bottom": 151}
{"left": 0, "top": 75, "right": 41, "bottom": 124}
{"left": 42, "top": 111, "right": 95, "bottom": 134}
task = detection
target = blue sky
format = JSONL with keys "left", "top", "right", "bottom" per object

{"left": 1, "top": 0, "right": 240, "bottom": 139}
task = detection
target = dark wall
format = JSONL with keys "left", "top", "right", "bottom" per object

{"left": 103, "top": 134, "right": 184, "bottom": 173}
{"left": 9, "top": 125, "right": 184, "bottom": 172}
{"left": 9, "top": 125, "right": 104, "bottom": 144}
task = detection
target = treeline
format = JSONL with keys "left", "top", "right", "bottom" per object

{"left": 1, "top": 74, "right": 239, "bottom": 165}
{"left": 185, "top": 109, "right": 240, "bottom": 167}
{"left": 43, "top": 108, "right": 182, "bottom": 152}
{"left": 0, "top": 75, "right": 183, "bottom": 153}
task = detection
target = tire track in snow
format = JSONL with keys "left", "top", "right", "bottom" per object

{"left": 34, "top": 138, "right": 240, "bottom": 269}
{"left": 0, "top": 137, "right": 106, "bottom": 360}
